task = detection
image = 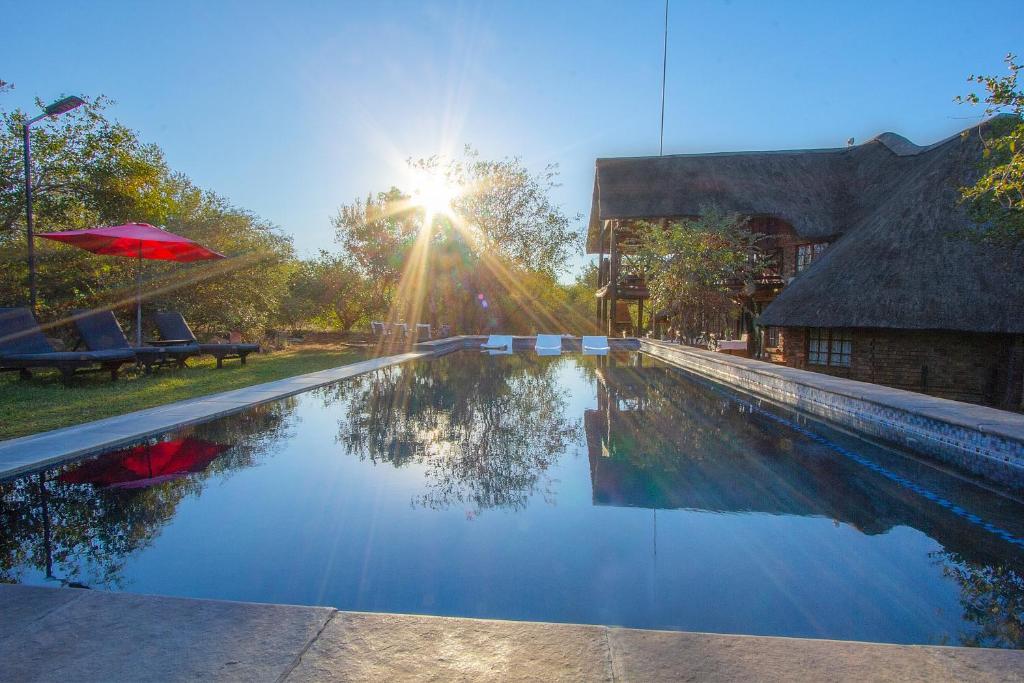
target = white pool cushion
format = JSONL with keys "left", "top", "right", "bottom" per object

{"left": 535, "top": 334, "right": 563, "bottom": 355}
{"left": 582, "top": 335, "right": 610, "bottom": 355}
{"left": 482, "top": 335, "right": 513, "bottom": 353}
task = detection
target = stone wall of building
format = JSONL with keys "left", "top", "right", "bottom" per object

{"left": 763, "top": 327, "right": 1023, "bottom": 408}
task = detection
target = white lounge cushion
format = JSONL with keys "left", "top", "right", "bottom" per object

{"left": 482, "top": 335, "right": 513, "bottom": 351}
{"left": 535, "top": 334, "right": 562, "bottom": 352}
{"left": 582, "top": 335, "right": 609, "bottom": 355}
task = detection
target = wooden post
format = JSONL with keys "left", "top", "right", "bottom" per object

{"left": 596, "top": 223, "right": 606, "bottom": 334}
{"left": 608, "top": 222, "right": 618, "bottom": 337}
{"left": 637, "top": 297, "right": 644, "bottom": 337}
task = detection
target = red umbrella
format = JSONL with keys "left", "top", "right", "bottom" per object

{"left": 59, "top": 438, "right": 230, "bottom": 489}
{"left": 38, "top": 223, "right": 224, "bottom": 344}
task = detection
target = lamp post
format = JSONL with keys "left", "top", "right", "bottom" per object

{"left": 23, "top": 95, "right": 85, "bottom": 312}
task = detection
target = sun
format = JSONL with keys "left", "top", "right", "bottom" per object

{"left": 412, "top": 172, "right": 460, "bottom": 218}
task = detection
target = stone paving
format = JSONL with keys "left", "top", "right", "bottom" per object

{"left": 1, "top": 585, "right": 1021, "bottom": 682}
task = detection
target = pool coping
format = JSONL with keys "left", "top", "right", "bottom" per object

{"left": 640, "top": 340, "right": 1024, "bottom": 491}
{"left": 1, "top": 583, "right": 1020, "bottom": 681}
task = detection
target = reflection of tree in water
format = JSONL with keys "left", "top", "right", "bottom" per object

{"left": 327, "top": 354, "right": 581, "bottom": 515}
{"left": 933, "top": 551, "right": 1024, "bottom": 649}
{"left": 0, "top": 398, "right": 298, "bottom": 588}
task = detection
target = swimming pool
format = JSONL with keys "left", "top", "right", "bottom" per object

{"left": 2, "top": 351, "right": 1022, "bottom": 648}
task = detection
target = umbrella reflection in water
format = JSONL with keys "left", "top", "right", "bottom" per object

{"left": 59, "top": 438, "right": 230, "bottom": 489}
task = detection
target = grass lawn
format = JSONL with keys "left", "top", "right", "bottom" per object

{"left": 0, "top": 344, "right": 369, "bottom": 440}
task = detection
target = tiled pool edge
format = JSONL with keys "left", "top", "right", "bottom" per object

{"left": 640, "top": 340, "right": 1024, "bottom": 491}
{"left": 0, "top": 347, "right": 447, "bottom": 481}
{"left": 2, "top": 584, "right": 1021, "bottom": 682}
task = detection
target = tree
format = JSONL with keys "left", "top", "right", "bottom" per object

{"left": 563, "top": 263, "right": 600, "bottom": 332}
{"left": 634, "top": 207, "right": 762, "bottom": 342}
{"left": 956, "top": 53, "right": 1024, "bottom": 243}
{"left": 155, "top": 175, "right": 295, "bottom": 337}
{"left": 331, "top": 149, "right": 583, "bottom": 334}
{"left": 332, "top": 187, "right": 420, "bottom": 321}
{"left": 0, "top": 96, "right": 173, "bottom": 242}
{"left": 280, "top": 250, "right": 370, "bottom": 332}
{"left": 414, "top": 148, "right": 582, "bottom": 276}
{"left": 0, "top": 95, "right": 294, "bottom": 336}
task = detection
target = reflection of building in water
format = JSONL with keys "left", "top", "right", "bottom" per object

{"left": 584, "top": 358, "right": 1024, "bottom": 556}
{"left": 584, "top": 357, "right": 1024, "bottom": 647}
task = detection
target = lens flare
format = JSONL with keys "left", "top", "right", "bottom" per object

{"left": 412, "top": 171, "right": 460, "bottom": 219}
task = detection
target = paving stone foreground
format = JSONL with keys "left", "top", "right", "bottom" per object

{"left": 1, "top": 584, "right": 1021, "bottom": 682}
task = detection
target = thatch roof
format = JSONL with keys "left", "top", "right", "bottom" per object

{"left": 587, "top": 117, "right": 1024, "bottom": 334}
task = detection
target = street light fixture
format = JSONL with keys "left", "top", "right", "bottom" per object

{"left": 23, "top": 95, "right": 86, "bottom": 312}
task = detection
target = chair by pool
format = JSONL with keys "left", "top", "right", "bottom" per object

{"left": 581, "top": 335, "right": 610, "bottom": 356}
{"left": 535, "top": 334, "right": 562, "bottom": 356}
{"left": 73, "top": 309, "right": 199, "bottom": 372}
{"left": 482, "top": 335, "right": 513, "bottom": 354}
{"left": 154, "top": 312, "right": 259, "bottom": 369}
{"left": 0, "top": 307, "right": 134, "bottom": 385}
{"left": 415, "top": 323, "right": 431, "bottom": 342}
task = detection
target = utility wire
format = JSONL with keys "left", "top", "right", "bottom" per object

{"left": 659, "top": 0, "right": 669, "bottom": 156}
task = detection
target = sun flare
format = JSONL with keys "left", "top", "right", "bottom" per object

{"left": 412, "top": 172, "right": 460, "bottom": 218}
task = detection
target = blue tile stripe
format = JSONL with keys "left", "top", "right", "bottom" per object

{"left": 724, "top": 392, "right": 1024, "bottom": 550}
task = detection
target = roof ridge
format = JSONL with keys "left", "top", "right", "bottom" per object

{"left": 598, "top": 117, "right": 1008, "bottom": 164}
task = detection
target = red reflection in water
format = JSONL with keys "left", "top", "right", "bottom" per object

{"left": 59, "top": 439, "right": 229, "bottom": 489}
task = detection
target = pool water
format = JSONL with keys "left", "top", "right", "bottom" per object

{"left": 2, "top": 351, "right": 1022, "bottom": 648}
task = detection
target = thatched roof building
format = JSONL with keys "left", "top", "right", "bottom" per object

{"left": 587, "top": 117, "right": 1024, "bottom": 335}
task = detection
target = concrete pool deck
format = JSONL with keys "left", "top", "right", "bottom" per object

{"left": 2, "top": 584, "right": 1021, "bottom": 682}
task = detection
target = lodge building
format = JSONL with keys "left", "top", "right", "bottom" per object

{"left": 587, "top": 118, "right": 1024, "bottom": 409}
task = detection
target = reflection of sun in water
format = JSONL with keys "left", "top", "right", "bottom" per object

{"left": 412, "top": 171, "right": 460, "bottom": 219}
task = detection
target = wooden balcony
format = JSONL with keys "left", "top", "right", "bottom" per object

{"left": 596, "top": 275, "right": 649, "bottom": 301}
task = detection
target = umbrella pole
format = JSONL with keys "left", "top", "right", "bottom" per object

{"left": 136, "top": 244, "right": 142, "bottom": 346}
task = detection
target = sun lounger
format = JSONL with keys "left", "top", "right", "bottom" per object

{"left": 154, "top": 312, "right": 259, "bottom": 368}
{"left": 72, "top": 309, "right": 199, "bottom": 372}
{"left": 482, "top": 334, "right": 513, "bottom": 354}
{"left": 535, "top": 334, "right": 562, "bottom": 356}
{"left": 581, "top": 335, "right": 610, "bottom": 356}
{"left": 0, "top": 307, "right": 134, "bottom": 385}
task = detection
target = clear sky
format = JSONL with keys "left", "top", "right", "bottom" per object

{"left": 4, "top": 0, "right": 1022, "bottom": 277}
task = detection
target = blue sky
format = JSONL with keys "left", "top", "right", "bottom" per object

{"left": 4, "top": 0, "right": 1022, "bottom": 277}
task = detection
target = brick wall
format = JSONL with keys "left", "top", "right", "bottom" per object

{"left": 767, "top": 327, "right": 1023, "bottom": 408}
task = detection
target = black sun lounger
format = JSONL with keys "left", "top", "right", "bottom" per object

{"left": 72, "top": 309, "right": 200, "bottom": 372}
{"left": 0, "top": 307, "right": 134, "bottom": 385}
{"left": 154, "top": 312, "right": 260, "bottom": 369}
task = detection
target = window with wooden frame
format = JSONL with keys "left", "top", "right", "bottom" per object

{"left": 796, "top": 242, "right": 829, "bottom": 272}
{"left": 765, "top": 326, "right": 781, "bottom": 348}
{"left": 807, "top": 328, "right": 851, "bottom": 367}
